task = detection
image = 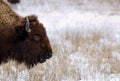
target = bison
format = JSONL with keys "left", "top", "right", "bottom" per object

{"left": 7, "top": 0, "right": 20, "bottom": 4}
{"left": 0, "top": 0, "right": 52, "bottom": 68}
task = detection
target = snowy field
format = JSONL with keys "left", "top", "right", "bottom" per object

{"left": 0, "top": 0, "right": 120, "bottom": 81}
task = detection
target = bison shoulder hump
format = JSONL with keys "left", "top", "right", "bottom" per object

{"left": 0, "top": 0, "right": 21, "bottom": 27}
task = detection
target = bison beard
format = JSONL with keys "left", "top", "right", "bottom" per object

{"left": 0, "top": 1, "right": 53, "bottom": 68}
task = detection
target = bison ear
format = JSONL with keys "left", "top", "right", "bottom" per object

{"left": 15, "top": 17, "right": 32, "bottom": 40}
{"left": 15, "top": 26, "right": 28, "bottom": 40}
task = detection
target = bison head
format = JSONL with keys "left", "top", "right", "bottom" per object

{"left": 11, "top": 15, "right": 52, "bottom": 68}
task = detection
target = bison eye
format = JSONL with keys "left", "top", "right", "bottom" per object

{"left": 34, "top": 35, "right": 40, "bottom": 41}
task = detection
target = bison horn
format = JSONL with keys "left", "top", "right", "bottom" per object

{"left": 25, "top": 17, "right": 31, "bottom": 32}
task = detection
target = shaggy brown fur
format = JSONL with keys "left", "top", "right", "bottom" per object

{"left": 0, "top": 1, "right": 52, "bottom": 68}
{"left": 0, "top": 0, "right": 23, "bottom": 27}
{"left": 7, "top": 0, "right": 20, "bottom": 4}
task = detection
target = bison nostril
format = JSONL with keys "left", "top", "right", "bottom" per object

{"left": 46, "top": 52, "right": 52, "bottom": 59}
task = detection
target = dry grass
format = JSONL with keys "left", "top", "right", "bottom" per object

{"left": 0, "top": 26, "right": 120, "bottom": 81}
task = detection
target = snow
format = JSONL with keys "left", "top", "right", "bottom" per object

{"left": 17, "top": 70, "right": 29, "bottom": 81}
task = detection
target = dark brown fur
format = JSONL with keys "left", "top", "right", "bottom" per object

{"left": 0, "top": 1, "right": 52, "bottom": 68}
{"left": 7, "top": 0, "right": 20, "bottom": 4}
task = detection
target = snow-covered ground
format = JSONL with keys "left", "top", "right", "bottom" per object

{"left": 0, "top": 0, "right": 120, "bottom": 81}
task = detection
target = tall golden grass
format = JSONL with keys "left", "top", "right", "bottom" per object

{"left": 0, "top": 26, "right": 120, "bottom": 81}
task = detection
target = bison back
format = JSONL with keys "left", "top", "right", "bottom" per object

{"left": 0, "top": 0, "right": 21, "bottom": 27}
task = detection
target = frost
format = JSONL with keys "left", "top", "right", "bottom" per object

{"left": 17, "top": 70, "right": 29, "bottom": 81}
{"left": 11, "top": 66, "right": 17, "bottom": 72}
{"left": 112, "top": 52, "right": 120, "bottom": 61}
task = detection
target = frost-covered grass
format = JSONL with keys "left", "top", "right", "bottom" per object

{"left": 0, "top": 0, "right": 120, "bottom": 81}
